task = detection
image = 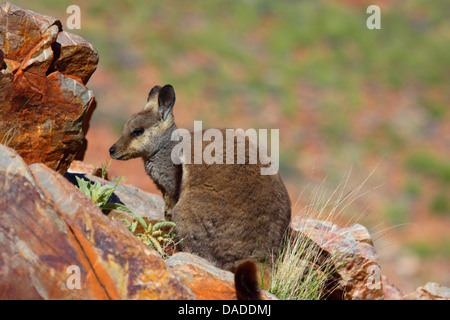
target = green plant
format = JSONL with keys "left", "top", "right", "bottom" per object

{"left": 120, "top": 216, "right": 178, "bottom": 259}
{"left": 78, "top": 160, "right": 180, "bottom": 258}
{"left": 100, "top": 159, "right": 111, "bottom": 180}
{"left": 75, "top": 175, "right": 132, "bottom": 214}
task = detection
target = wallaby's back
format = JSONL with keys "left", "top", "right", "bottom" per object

{"left": 173, "top": 129, "right": 291, "bottom": 274}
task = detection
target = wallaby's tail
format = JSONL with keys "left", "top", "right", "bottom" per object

{"left": 234, "top": 260, "right": 262, "bottom": 300}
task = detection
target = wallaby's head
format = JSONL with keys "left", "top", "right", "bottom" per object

{"left": 109, "top": 84, "right": 176, "bottom": 160}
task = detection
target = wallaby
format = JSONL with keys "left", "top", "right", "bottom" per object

{"left": 110, "top": 84, "right": 291, "bottom": 299}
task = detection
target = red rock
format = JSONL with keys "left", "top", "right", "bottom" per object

{"left": 0, "top": 57, "right": 18, "bottom": 87}
{"left": 0, "top": 145, "right": 195, "bottom": 299}
{"left": 20, "top": 24, "right": 58, "bottom": 76}
{"left": 341, "top": 223, "right": 374, "bottom": 246}
{"left": 0, "top": 2, "right": 97, "bottom": 174}
{"left": 0, "top": 70, "right": 95, "bottom": 173}
{"left": 0, "top": 2, "right": 60, "bottom": 62}
{"left": 0, "top": 146, "right": 107, "bottom": 299}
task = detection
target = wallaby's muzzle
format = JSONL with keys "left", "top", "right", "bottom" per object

{"left": 109, "top": 142, "right": 130, "bottom": 160}
{"left": 109, "top": 145, "right": 116, "bottom": 156}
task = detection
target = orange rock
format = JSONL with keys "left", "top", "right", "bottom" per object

{"left": 166, "top": 252, "right": 238, "bottom": 300}
{"left": 0, "top": 2, "right": 98, "bottom": 174}
{"left": 0, "top": 2, "right": 60, "bottom": 62}
{"left": 50, "top": 31, "right": 98, "bottom": 85}
{"left": 0, "top": 145, "right": 195, "bottom": 299}
{"left": 0, "top": 145, "right": 108, "bottom": 299}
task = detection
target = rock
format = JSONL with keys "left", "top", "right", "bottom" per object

{"left": 382, "top": 275, "right": 404, "bottom": 300}
{"left": 112, "top": 183, "right": 165, "bottom": 220}
{"left": 0, "top": 2, "right": 60, "bottom": 63}
{"left": 67, "top": 160, "right": 105, "bottom": 178}
{"left": 290, "top": 215, "right": 384, "bottom": 300}
{"left": 0, "top": 58, "right": 15, "bottom": 87}
{"left": 341, "top": 223, "right": 374, "bottom": 246}
{"left": 0, "top": 144, "right": 195, "bottom": 299}
{"left": 50, "top": 31, "right": 98, "bottom": 84}
{"left": 0, "top": 2, "right": 98, "bottom": 174}
{"left": 166, "top": 252, "right": 277, "bottom": 300}
{"left": 21, "top": 24, "right": 59, "bottom": 76}
{"left": 402, "top": 282, "right": 450, "bottom": 300}
{"left": 166, "top": 252, "right": 238, "bottom": 300}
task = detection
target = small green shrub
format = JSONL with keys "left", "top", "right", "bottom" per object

{"left": 75, "top": 176, "right": 132, "bottom": 214}
{"left": 119, "top": 215, "right": 178, "bottom": 259}
{"left": 76, "top": 161, "right": 180, "bottom": 259}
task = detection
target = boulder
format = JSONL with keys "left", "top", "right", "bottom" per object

{"left": 0, "top": 144, "right": 195, "bottom": 299}
{"left": 402, "top": 282, "right": 450, "bottom": 300}
{"left": 166, "top": 252, "right": 277, "bottom": 300}
{"left": 0, "top": 2, "right": 98, "bottom": 174}
{"left": 166, "top": 252, "right": 238, "bottom": 300}
{"left": 50, "top": 31, "right": 98, "bottom": 84}
{"left": 112, "top": 183, "right": 165, "bottom": 221}
{"left": 290, "top": 215, "right": 384, "bottom": 300}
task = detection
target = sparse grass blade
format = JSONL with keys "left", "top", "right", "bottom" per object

{"left": 269, "top": 166, "right": 378, "bottom": 300}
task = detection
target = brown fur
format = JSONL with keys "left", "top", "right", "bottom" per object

{"left": 110, "top": 84, "right": 291, "bottom": 295}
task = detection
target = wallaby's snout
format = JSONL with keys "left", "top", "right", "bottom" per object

{"left": 109, "top": 84, "right": 176, "bottom": 161}
{"left": 108, "top": 145, "right": 116, "bottom": 156}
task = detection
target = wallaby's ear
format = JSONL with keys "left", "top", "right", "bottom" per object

{"left": 147, "top": 85, "right": 162, "bottom": 102}
{"left": 143, "top": 85, "right": 162, "bottom": 111}
{"left": 157, "top": 84, "right": 176, "bottom": 121}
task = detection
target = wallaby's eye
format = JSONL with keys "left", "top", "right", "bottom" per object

{"left": 131, "top": 128, "right": 144, "bottom": 137}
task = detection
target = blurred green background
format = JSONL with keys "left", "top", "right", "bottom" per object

{"left": 14, "top": 0, "right": 449, "bottom": 292}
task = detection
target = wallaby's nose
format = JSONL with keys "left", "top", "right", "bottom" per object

{"left": 109, "top": 145, "right": 116, "bottom": 156}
